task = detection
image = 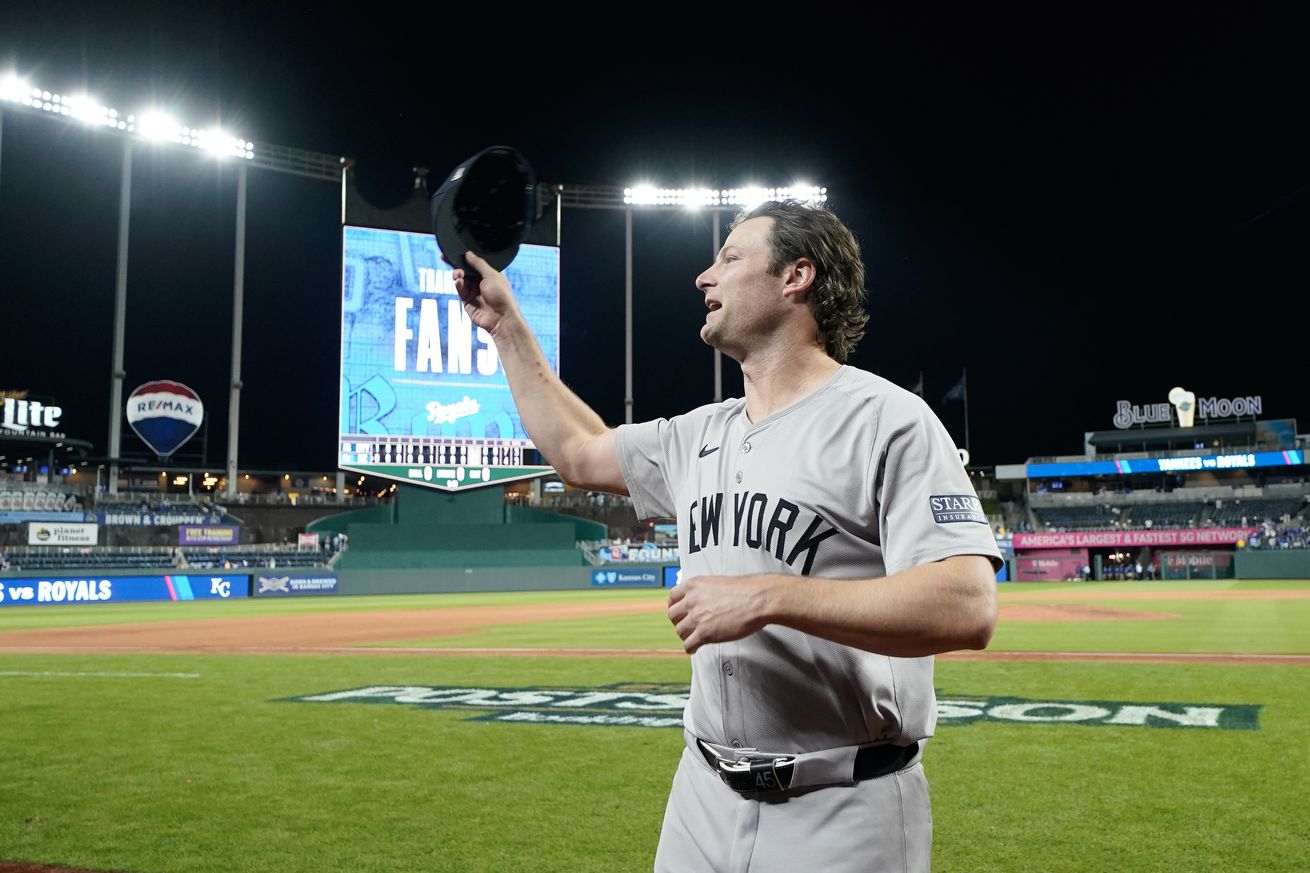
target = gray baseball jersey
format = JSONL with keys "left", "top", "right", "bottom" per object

{"left": 615, "top": 365, "right": 1002, "bottom": 753}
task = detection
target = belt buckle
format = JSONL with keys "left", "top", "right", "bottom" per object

{"left": 715, "top": 754, "right": 795, "bottom": 793}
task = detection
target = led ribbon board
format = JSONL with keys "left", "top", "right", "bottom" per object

{"left": 1027, "top": 450, "right": 1304, "bottom": 479}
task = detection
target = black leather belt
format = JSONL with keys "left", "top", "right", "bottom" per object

{"left": 698, "top": 739, "right": 920, "bottom": 795}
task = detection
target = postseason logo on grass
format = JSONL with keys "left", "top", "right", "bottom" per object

{"left": 287, "top": 684, "right": 1261, "bottom": 731}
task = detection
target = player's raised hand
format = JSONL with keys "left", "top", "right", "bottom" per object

{"left": 454, "top": 250, "right": 519, "bottom": 335}
{"left": 668, "top": 575, "right": 779, "bottom": 654}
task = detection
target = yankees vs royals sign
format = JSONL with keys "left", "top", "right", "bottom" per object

{"left": 338, "top": 226, "right": 560, "bottom": 492}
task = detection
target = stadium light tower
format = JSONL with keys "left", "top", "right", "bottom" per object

{"left": 557, "top": 183, "right": 828, "bottom": 422}
{"left": 0, "top": 74, "right": 345, "bottom": 499}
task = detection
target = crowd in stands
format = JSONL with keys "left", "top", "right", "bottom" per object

{"left": 1, "top": 543, "right": 337, "bottom": 572}
{"left": 1245, "top": 521, "right": 1309, "bottom": 550}
{"left": 181, "top": 546, "right": 333, "bottom": 570}
{"left": 1031, "top": 496, "right": 1309, "bottom": 533}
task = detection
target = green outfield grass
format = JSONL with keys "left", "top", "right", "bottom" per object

{"left": 356, "top": 580, "right": 1310, "bottom": 655}
{"left": 1, "top": 581, "right": 1307, "bottom": 872}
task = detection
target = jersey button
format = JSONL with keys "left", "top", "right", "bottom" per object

{"left": 742, "top": 442, "right": 752, "bottom": 453}
{"left": 722, "top": 661, "right": 734, "bottom": 676}
{"left": 735, "top": 471, "right": 743, "bottom": 484}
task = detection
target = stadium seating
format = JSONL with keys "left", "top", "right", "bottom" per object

{"left": 1028, "top": 490, "right": 1309, "bottom": 533}
{"left": 3, "top": 548, "right": 175, "bottom": 571}
{"left": 1031, "top": 504, "right": 1124, "bottom": 530}
{"left": 1124, "top": 501, "right": 1209, "bottom": 529}
{"left": 181, "top": 548, "right": 330, "bottom": 569}
{"left": 1210, "top": 498, "right": 1306, "bottom": 527}
{"left": 2, "top": 545, "right": 330, "bottom": 571}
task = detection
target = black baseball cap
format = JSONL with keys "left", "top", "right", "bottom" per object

{"left": 430, "top": 146, "right": 536, "bottom": 274}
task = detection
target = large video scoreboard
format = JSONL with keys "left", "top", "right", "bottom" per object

{"left": 338, "top": 226, "right": 560, "bottom": 491}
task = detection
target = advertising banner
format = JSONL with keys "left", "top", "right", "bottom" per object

{"left": 1016, "top": 551, "right": 1090, "bottom": 581}
{"left": 126, "top": 380, "right": 204, "bottom": 457}
{"left": 1014, "top": 528, "right": 1254, "bottom": 550}
{"left": 27, "top": 522, "right": 98, "bottom": 545}
{"left": 1158, "top": 552, "right": 1236, "bottom": 580}
{"left": 179, "top": 525, "right": 240, "bottom": 546}
{"left": 253, "top": 573, "right": 339, "bottom": 597}
{"left": 0, "top": 574, "right": 249, "bottom": 607}
{"left": 590, "top": 568, "right": 659, "bottom": 587}
{"left": 94, "top": 509, "right": 219, "bottom": 526}
{"left": 599, "top": 544, "right": 679, "bottom": 563}
{"left": 1161, "top": 552, "right": 1222, "bottom": 569}
{"left": 297, "top": 533, "right": 320, "bottom": 550}
{"left": 1027, "top": 450, "right": 1303, "bottom": 479}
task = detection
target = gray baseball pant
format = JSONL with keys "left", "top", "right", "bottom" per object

{"left": 653, "top": 747, "right": 933, "bottom": 872}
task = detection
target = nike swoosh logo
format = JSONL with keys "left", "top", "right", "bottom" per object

{"left": 698, "top": 445, "right": 719, "bottom": 458}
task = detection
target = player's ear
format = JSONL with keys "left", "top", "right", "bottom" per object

{"left": 782, "top": 257, "right": 817, "bottom": 301}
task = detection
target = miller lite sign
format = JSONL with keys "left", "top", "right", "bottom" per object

{"left": 1, "top": 395, "right": 64, "bottom": 437}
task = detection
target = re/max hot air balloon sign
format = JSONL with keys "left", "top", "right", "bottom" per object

{"left": 126, "top": 381, "right": 204, "bottom": 459}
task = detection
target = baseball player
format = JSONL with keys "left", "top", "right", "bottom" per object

{"left": 454, "top": 200, "right": 1002, "bottom": 872}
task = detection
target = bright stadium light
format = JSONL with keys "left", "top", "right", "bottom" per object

{"left": 0, "top": 77, "right": 255, "bottom": 160}
{"left": 63, "top": 94, "right": 116, "bottom": 128}
{"left": 624, "top": 184, "right": 658, "bottom": 205}
{"left": 622, "top": 184, "right": 827, "bottom": 208}
{"left": 582, "top": 179, "right": 831, "bottom": 419}
{"left": 195, "top": 127, "right": 254, "bottom": 159}
{"left": 0, "top": 74, "right": 30, "bottom": 103}
{"left": 137, "top": 111, "right": 183, "bottom": 141}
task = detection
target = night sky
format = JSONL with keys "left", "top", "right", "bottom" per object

{"left": 1, "top": 11, "right": 1306, "bottom": 472}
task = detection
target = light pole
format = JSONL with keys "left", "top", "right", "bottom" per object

{"left": 0, "top": 76, "right": 346, "bottom": 497}
{"left": 556, "top": 184, "right": 828, "bottom": 422}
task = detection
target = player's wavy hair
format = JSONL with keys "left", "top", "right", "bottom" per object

{"left": 731, "top": 200, "right": 869, "bottom": 362}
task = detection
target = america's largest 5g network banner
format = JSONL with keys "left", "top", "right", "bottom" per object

{"left": 339, "top": 226, "right": 560, "bottom": 491}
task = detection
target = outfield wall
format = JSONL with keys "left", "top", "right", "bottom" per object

{"left": 0, "top": 563, "right": 674, "bottom": 603}
{"left": 1233, "top": 551, "right": 1310, "bottom": 579}
{"left": 308, "top": 487, "right": 606, "bottom": 571}
{"left": 337, "top": 563, "right": 669, "bottom": 595}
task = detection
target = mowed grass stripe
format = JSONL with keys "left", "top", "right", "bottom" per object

{"left": 0, "top": 652, "right": 1305, "bottom": 872}
{"left": 4, "top": 583, "right": 1307, "bottom": 656}
{"left": 366, "top": 595, "right": 1310, "bottom": 656}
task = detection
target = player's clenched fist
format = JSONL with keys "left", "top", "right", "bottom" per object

{"left": 454, "top": 250, "right": 519, "bottom": 336}
{"left": 667, "top": 575, "right": 780, "bottom": 654}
